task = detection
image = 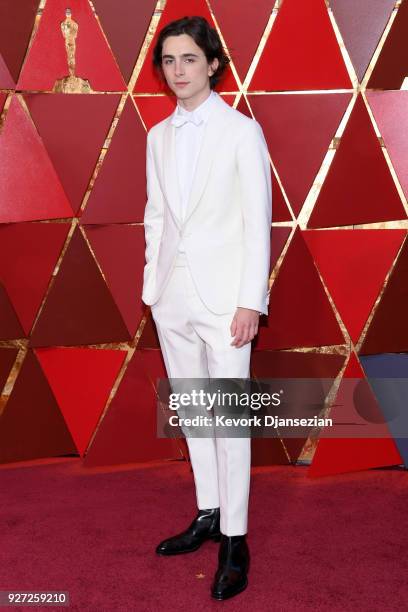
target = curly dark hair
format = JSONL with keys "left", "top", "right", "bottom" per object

{"left": 152, "top": 15, "right": 230, "bottom": 89}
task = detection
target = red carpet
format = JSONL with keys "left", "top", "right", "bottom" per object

{"left": 0, "top": 458, "right": 407, "bottom": 611}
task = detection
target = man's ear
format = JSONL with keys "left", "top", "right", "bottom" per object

{"left": 209, "top": 57, "right": 219, "bottom": 76}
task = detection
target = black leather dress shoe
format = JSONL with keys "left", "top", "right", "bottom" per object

{"left": 155, "top": 508, "right": 221, "bottom": 555}
{"left": 211, "top": 534, "right": 250, "bottom": 600}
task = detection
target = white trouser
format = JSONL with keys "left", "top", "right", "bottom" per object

{"left": 151, "top": 251, "right": 251, "bottom": 536}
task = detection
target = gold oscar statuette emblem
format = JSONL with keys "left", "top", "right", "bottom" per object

{"left": 53, "top": 8, "right": 92, "bottom": 93}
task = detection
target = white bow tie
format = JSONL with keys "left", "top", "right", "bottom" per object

{"left": 171, "top": 111, "right": 203, "bottom": 128}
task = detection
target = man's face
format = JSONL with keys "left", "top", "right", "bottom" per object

{"left": 161, "top": 33, "right": 219, "bottom": 103}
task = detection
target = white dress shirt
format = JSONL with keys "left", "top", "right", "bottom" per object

{"left": 170, "top": 89, "right": 217, "bottom": 253}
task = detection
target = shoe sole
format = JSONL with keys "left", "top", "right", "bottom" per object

{"left": 211, "top": 577, "right": 248, "bottom": 600}
{"left": 156, "top": 534, "right": 221, "bottom": 556}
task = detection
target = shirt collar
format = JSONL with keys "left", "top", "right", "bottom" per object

{"left": 172, "top": 90, "right": 217, "bottom": 126}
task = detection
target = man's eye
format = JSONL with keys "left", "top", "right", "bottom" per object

{"left": 163, "top": 58, "right": 194, "bottom": 65}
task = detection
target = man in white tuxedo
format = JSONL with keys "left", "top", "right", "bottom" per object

{"left": 142, "top": 16, "right": 272, "bottom": 600}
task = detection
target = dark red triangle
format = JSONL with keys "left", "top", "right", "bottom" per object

{"left": 251, "top": 439, "right": 289, "bottom": 466}
{"left": 0, "top": 0, "right": 39, "bottom": 85}
{"left": 137, "top": 312, "right": 160, "bottom": 350}
{"left": 0, "top": 222, "right": 70, "bottom": 335}
{"left": 360, "top": 234, "right": 408, "bottom": 355}
{"left": 0, "top": 282, "right": 25, "bottom": 340}
{"left": 251, "top": 350, "right": 346, "bottom": 462}
{"left": 138, "top": 347, "right": 186, "bottom": 460}
{"left": 210, "top": 0, "right": 274, "bottom": 82}
{"left": 83, "top": 349, "right": 180, "bottom": 466}
{"left": 308, "top": 95, "right": 407, "bottom": 228}
{"left": 236, "top": 94, "right": 292, "bottom": 222}
{"left": 255, "top": 230, "right": 344, "bottom": 350}
{"left": 24, "top": 93, "right": 121, "bottom": 215}
{"left": 80, "top": 98, "right": 147, "bottom": 223}
{"left": 84, "top": 225, "right": 146, "bottom": 336}
{"left": 92, "top": 0, "right": 156, "bottom": 83}
{"left": 367, "top": 0, "right": 408, "bottom": 89}
{"left": 0, "top": 347, "right": 19, "bottom": 393}
{"left": 0, "top": 351, "right": 77, "bottom": 464}
{"left": 248, "top": 93, "right": 351, "bottom": 216}
{"left": 29, "top": 226, "right": 130, "bottom": 347}
{"left": 270, "top": 227, "right": 291, "bottom": 272}
{"left": 251, "top": 350, "right": 346, "bottom": 378}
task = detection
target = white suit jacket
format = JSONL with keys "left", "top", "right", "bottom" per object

{"left": 141, "top": 92, "right": 272, "bottom": 315}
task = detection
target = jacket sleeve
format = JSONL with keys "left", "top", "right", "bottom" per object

{"left": 142, "top": 129, "right": 165, "bottom": 302}
{"left": 235, "top": 119, "right": 272, "bottom": 315}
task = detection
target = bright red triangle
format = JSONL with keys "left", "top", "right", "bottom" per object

{"left": 249, "top": 0, "right": 351, "bottom": 90}
{"left": 256, "top": 229, "right": 344, "bottom": 350}
{"left": 308, "top": 353, "right": 403, "bottom": 477}
{"left": 0, "top": 96, "right": 73, "bottom": 223}
{"left": 17, "top": 0, "right": 125, "bottom": 91}
{"left": 308, "top": 95, "right": 407, "bottom": 228}
{"left": 303, "top": 229, "right": 405, "bottom": 343}
{"left": 133, "top": 0, "right": 238, "bottom": 93}
{"left": 135, "top": 95, "right": 177, "bottom": 131}
{"left": 35, "top": 347, "right": 127, "bottom": 456}
{"left": 0, "top": 223, "right": 70, "bottom": 335}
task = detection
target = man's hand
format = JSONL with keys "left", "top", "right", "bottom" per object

{"left": 230, "top": 307, "right": 260, "bottom": 348}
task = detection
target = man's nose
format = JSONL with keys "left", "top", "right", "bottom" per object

{"left": 175, "top": 60, "right": 185, "bottom": 76}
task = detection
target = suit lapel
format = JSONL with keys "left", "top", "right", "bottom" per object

{"left": 162, "top": 122, "right": 182, "bottom": 229}
{"left": 162, "top": 94, "right": 232, "bottom": 228}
